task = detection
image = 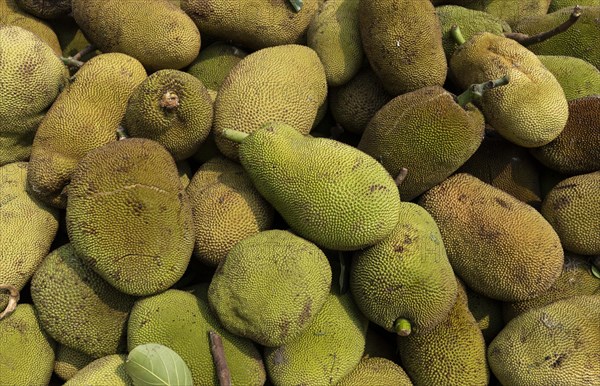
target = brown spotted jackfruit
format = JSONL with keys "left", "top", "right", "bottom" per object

{"left": 0, "top": 0, "right": 61, "bottom": 54}
{"left": 14, "top": 0, "right": 70, "bottom": 19}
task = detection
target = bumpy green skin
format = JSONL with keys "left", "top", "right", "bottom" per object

{"left": 513, "top": 6, "right": 600, "bottom": 68}
{"left": 54, "top": 345, "right": 95, "bottom": 381}
{"left": 530, "top": 96, "right": 600, "bottom": 174}
{"left": 27, "top": 53, "right": 147, "bottom": 208}
{"left": 0, "top": 304, "right": 55, "bottom": 385}
{"left": 350, "top": 202, "right": 458, "bottom": 335}
{"left": 451, "top": 0, "right": 551, "bottom": 26}
{"left": 0, "top": 162, "right": 59, "bottom": 310}
{"left": 0, "top": 26, "right": 68, "bottom": 166}
{"left": 398, "top": 282, "right": 489, "bottom": 386}
{"left": 436, "top": 5, "right": 511, "bottom": 59}
{"left": 549, "top": 0, "right": 600, "bottom": 12}
{"left": 360, "top": 0, "right": 447, "bottom": 96}
{"left": 186, "top": 41, "right": 247, "bottom": 91}
{"left": 307, "top": 0, "right": 363, "bottom": 87}
{"left": 186, "top": 157, "right": 274, "bottom": 266}
{"left": 64, "top": 354, "right": 132, "bottom": 386}
{"left": 503, "top": 253, "right": 600, "bottom": 322}
{"left": 0, "top": 0, "right": 61, "bottom": 54}
{"left": 208, "top": 230, "right": 331, "bottom": 347}
{"left": 72, "top": 0, "right": 200, "bottom": 71}
{"left": 450, "top": 32, "right": 569, "bottom": 148}
{"left": 66, "top": 138, "right": 195, "bottom": 296}
{"left": 30, "top": 244, "right": 135, "bottom": 358}
{"left": 538, "top": 56, "right": 600, "bottom": 101}
{"left": 14, "top": 0, "right": 70, "bottom": 19}
{"left": 265, "top": 293, "right": 368, "bottom": 386}
{"left": 123, "top": 69, "right": 213, "bottom": 161}
{"left": 337, "top": 357, "right": 413, "bottom": 386}
{"left": 541, "top": 171, "right": 600, "bottom": 255}
{"left": 488, "top": 295, "right": 600, "bottom": 386}
{"left": 127, "top": 288, "right": 266, "bottom": 386}
{"left": 238, "top": 122, "right": 401, "bottom": 251}
{"left": 358, "top": 86, "right": 485, "bottom": 201}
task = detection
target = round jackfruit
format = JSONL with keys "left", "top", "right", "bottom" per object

{"left": 186, "top": 41, "right": 247, "bottom": 92}
{"left": 72, "top": 0, "right": 200, "bottom": 71}
{"left": 0, "top": 25, "right": 68, "bottom": 166}
{"left": 127, "top": 288, "right": 266, "bottom": 386}
{"left": 123, "top": 69, "right": 213, "bottom": 161}
{"left": 30, "top": 244, "right": 135, "bottom": 358}
{"left": 537, "top": 55, "right": 600, "bottom": 101}
{"left": 337, "top": 357, "right": 413, "bottom": 386}
{"left": 64, "top": 354, "right": 131, "bottom": 386}
{"left": 66, "top": 138, "right": 195, "bottom": 296}
{"left": 541, "top": 171, "right": 600, "bottom": 255}
{"left": 54, "top": 345, "right": 95, "bottom": 381}
{"left": 14, "top": 0, "right": 70, "bottom": 19}
{"left": 0, "top": 304, "right": 55, "bottom": 386}
{"left": 208, "top": 230, "right": 332, "bottom": 347}
{"left": 0, "top": 0, "right": 61, "bottom": 54}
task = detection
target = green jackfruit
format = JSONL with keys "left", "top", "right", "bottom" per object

{"left": 14, "top": 0, "right": 70, "bottom": 19}
{"left": 127, "top": 288, "right": 266, "bottom": 386}
{"left": 537, "top": 55, "right": 600, "bottom": 101}
{"left": 450, "top": 32, "right": 569, "bottom": 148}
{"left": 350, "top": 202, "right": 457, "bottom": 336}
{"left": 72, "top": 0, "right": 200, "bottom": 71}
{"left": 453, "top": 0, "right": 551, "bottom": 26}
{"left": 0, "top": 0, "right": 61, "bottom": 54}
{"left": 264, "top": 292, "right": 368, "bottom": 386}
{"left": 549, "top": 0, "right": 600, "bottom": 12}
{"left": 358, "top": 85, "right": 485, "bottom": 201}
{"left": 0, "top": 162, "right": 59, "bottom": 310}
{"left": 418, "top": 173, "right": 564, "bottom": 302}
{"left": 222, "top": 122, "right": 401, "bottom": 251}
{"left": 307, "top": 0, "right": 363, "bottom": 86}
{"left": 123, "top": 69, "right": 213, "bottom": 161}
{"left": 27, "top": 52, "right": 147, "bottom": 208}
{"left": 488, "top": 295, "right": 600, "bottom": 386}
{"left": 541, "top": 171, "right": 600, "bottom": 255}
{"left": 186, "top": 41, "right": 247, "bottom": 92}
{"left": 30, "top": 244, "right": 135, "bottom": 358}
{"left": 0, "top": 25, "right": 68, "bottom": 166}
{"left": 186, "top": 157, "right": 274, "bottom": 266}
{"left": 54, "top": 345, "right": 94, "bottom": 381}
{"left": 0, "top": 304, "right": 55, "bottom": 386}
{"left": 213, "top": 44, "right": 327, "bottom": 160}
{"left": 66, "top": 138, "right": 195, "bottom": 296}
{"left": 465, "top": 287, "right": 505, "bottom": 343}
{"left": 64, "top": 354, "right": 131, "bottom": 386}
{"left": 360, "top": 0, "right": 447, "bottom": 95}
{"left": 338, "top": 357, "right": 413, "bottom": 386}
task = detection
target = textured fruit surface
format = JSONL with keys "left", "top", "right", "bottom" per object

{"left": 14, "top": 0, "right": 70, "bottom": 19}
{"left": 549, "top": 0, "right": 600, "bottom": 11}
{"left": 538, "top": 55, "right": 600, "bottom": 101}
{"left": 337, "top": 357, "right": 413, "bottom": 386}
{"left": 64, "top": 354, "right": 131, "bottom": 386}
{"left": 0, "top": 0, "right": 61, "bottom": 54}
{"left": 465, "top": 287, "right": 505, "bottom": 343}
{"left": 186, "top": 41, "right": 247, "bottom": 91}
{"left": 54, "top": 345, "right": 95, "bottom": 381}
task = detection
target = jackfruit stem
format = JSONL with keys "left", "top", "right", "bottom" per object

{"left": 61, "top": 56, "right": 84, "bottom": 68}
{"left": 116, "top": 126, "right": 128, "bottom": 140}
{"left": 209, "top": 331, "right": 232, "bottom": 386}
{"left": 0, "top": 284, "right": 20, "bottom": 320}
{"left": 288, "top": 0, "right": 303, "bottom": 12}
{"left": 159, "top": 90, "right": 179, "bottom": 109}
{"left": 221, "top": 129, "right": 249, "bottom": 144}
{"left": 456, "top": 75, "right": 510, "bottom": 107}
{"left": 72, "top": 44, "right": 96, "bottom": 61}
{"left": 394, "top": 318, "right": 412, "bottom": 336}
{"left": 450, "top": 25, "right": 466, "bottom": 46}
{"left": 395, "top": 168, "right": 408, "bottom": 187}
{"left": 504, "top": 5, "right": 582, "bottom": 46}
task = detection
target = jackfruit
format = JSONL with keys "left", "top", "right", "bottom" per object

{"left": 363, "top": 325, "right": 399, "bottom": 362}
{"left": 0, "top": 162, "right": 59, "bottom": 310}
{"left": 0, "top": 0, "right": 61, "bottom": 54}
{"left": 549, "top": 0, "right": 600, "bottom": 12}
{"left": 213, "top": 44, "right": 327, "bottom": 160}
{"left": 66, "top": 138, "right": 195, "bottom": 296}
{"left": 0, "top": 25, "right": 68, "bottom": 166}
{"left": 54, "top": 345, "right": 94, "bottom": 381}
{"left": 14, "top": 0, "right": 70, "bottom": 19}
{"left": 0, "top": 304, "right": 55, "bottom": 386}
{"left": 512, "top": 6, "right": 600, "bottom": 68}
{"left": 503, "top": 253, "right": 600, "bottom": 322}
{"left": 457, "top": 0, "right": 551, "bottom": 26}
{"left": 450, "top": 31, "right": 569, "bottom": 148}
{"left": 358, "top": 85, "right": 485, "bottom": 201}
{"left": 222, "top": 122, "right": 401, "bottom": 251}
{"left": 186, "top": 41, "right": 247, "bottom": 92}
{"left": 350, "top": 202, "right": 457, "bottom": 336}
{"left": 465, "top": 287, "right": 505, "bottom": 343}
{"left": 181, "top": 0, "right": 318, "bottom": 50}
{"left": 488, "top": 295, "right": 600, "bottom": 386}
{"left": 530, "top": 96, "right": 600, "bottom": 175}
{"left": 49, "top": 16, "right": 99, "bottom": 62}
{"left": 537, "top": 55, "right": 600, "bottom": 101}
{"left": 418, "top": 173, "right": 564, "bottom": 302}
{"left": 307, "top": 0, "right": 363, "bottom": 86}
{"left": 186, "top": 157, "right": 274, "bottom": 266}
{"left": 264, "top": 292, "right": 368, "bottom": 386}
{"left": 123, "top": 69, "right": 213, "bottom": 161}
{"left": 127, "top": 288, "right": 266, "bottom": 385}
{"left": 540, "top": 171, "right": 600, "bottom": 255}
{"left": 397, "top": 281, "right": 489, "bottom": 386}
{"left": 337, "top": 357, "right": 413, "bottom": 386}
{"left": 64, "top": 354, "right": 131, "bottom": 386}
{"left": 27, "top": 52, "right": 146, "bottom": 208}
{"left": 359, "top": 0, "right": 447, "bottom": 95}
{"left": 30, "top": 244, "right": 135, "bottom": 358}
{"left": 72, "top": 0, "right": 200, "bottom": 71}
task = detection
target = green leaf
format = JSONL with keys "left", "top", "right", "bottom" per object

{"left": 125, "top": 343, "right": 193, "bottom": 386}
{"left": 288, "top": 0, "right": 303, "bottom": 12}
{"left": 592, "top": 264, "right": 600, "bottom": 279}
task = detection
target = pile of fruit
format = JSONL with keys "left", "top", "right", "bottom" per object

{"left": 1, "top": 0, "right": 599, "bottom": 385}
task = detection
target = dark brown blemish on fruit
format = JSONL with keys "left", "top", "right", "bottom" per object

{"left": 368, "top": 184, "right": 387, "bottom": 194}
{"left": 553, "top": 196, "right": 571, "bottom": 210}
{"left": 495, "top": 197, "right": 511, "bottom": 209}
{"left": 298, "top": 299, "right": 312, "bottom": 326}
{"left": 554, "top": 183, "right": 576, "bottom": 190}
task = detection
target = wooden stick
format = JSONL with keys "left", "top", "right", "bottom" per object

{"left": 395, "top": 168, "right": 408, "bottom": 187}
{"left": 209, "top": 331, "right": 232, "bottom": 386}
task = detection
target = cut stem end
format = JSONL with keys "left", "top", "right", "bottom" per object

{"left": 450, "top": 25, "right": 467, "bottom": 46}
{"left": 159, "top": 90, "right": 179, "bottom": 110}
{"left": 221, "top": 129, "right": 249, "bottom": 144}
{"left": 456, "top": 75, "right": 510, "bottom": 107}
{"left": 394, "top": 318, "right": 412, "bottom": 337}
{"left": 0, "top": 284, "right": 20, "bottom": 320}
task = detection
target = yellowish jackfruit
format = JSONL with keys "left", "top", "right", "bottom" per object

{"left": 186, "top": 41, "right": 247, "bottom": 91}
{"left": 0, "top": 0, "right": 61, "bottom": 54}
{"left": 337, "top": 357, "right": 413, "bottom": 386}
{"left": 537, "top": 55, "right": 600, "bottom": 101}
{"left": 54, "top": 345, "right": 94, "bottom": 381}
{"left": 64, "top": 354, "right": 131, "bottom": 386}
